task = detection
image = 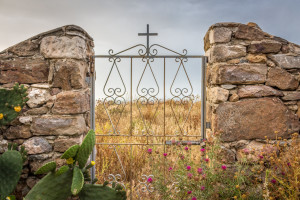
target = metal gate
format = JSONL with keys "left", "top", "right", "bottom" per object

{"left": 90, "top": 25, "right": 207, "bottom": 199}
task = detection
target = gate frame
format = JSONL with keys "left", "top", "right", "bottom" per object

{"left": 89, "top": 25, "right": 208, "bottom": 197}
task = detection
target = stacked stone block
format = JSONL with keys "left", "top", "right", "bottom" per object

{"left": 204, "top": 22, "right": 300, "bottom": 163}
{"left": 0, "top": 25, "right": 94, "bottom": 197}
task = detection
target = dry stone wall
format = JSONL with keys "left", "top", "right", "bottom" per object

{"left": 0, "top": 25, "right": 94, "bottom": 198}
{"left": 204, "top": 22, "right": 300, "bottom": 163}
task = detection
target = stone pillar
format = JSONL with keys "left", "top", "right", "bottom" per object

{"left": 0, "top": 25, "right": 94, "bottom": 198}
{"left": 204, "top": 22, "right": 300, "bottom": 163}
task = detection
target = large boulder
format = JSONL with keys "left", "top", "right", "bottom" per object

{"left": 213, "top": 98, "right": 299, "bottom": 142}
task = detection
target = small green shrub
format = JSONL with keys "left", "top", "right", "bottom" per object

{"left": 0, "top": 83, "right": 28, "bottom": 126}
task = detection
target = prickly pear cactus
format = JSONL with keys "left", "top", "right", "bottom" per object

{"left": 55, "top": 165, "right": 69, "bottom": 176}
{"left": 71, "top": 167, "right": 84, "bottom": 195}
{"left": 79, "top": 184, "right": 127, "bottom": 200}
{"left": 25, "top": 171, "right": 73, "bottom": 200}
{"left": 0, "top": 83, "right": 28, "bottom": 126}
{"left": 0, "top": 150, "right": 23, "bottom": 200}
{"left": 61, "top": 144, "right": 80, "bottom": 160}
{"left": 34, "top": 161, "right": 56, "bottom": 175}
{"left": 76, "top": 130, "right": 95, "bottom": 169}
{"left": 25, "top": 129, "right": 127, "bottom": 200}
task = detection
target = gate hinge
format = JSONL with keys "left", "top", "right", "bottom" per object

{"left": 206, "top": 122, "right": 211, "bottom": 129}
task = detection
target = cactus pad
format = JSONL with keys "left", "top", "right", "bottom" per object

{"left": 55, "top": 165, "right": 69, "bottom": 176}
{"left": 0, "top": 150, "right": 23, "bottom": 200}
{"left": 25, "top": 171, "right": 73, "bottom": 200}
{"left": 61, "top": 144, "right": 80, "bottom": 160}
{"left": 76, "top": 130, "right": 95, "bottom": 169}
{"left": 35, "top": 161, "right": 56, "bottom": 175}
{"left": 0, "top": 83, "right": 28, "bottom": 126}
{"left": 71, "top": 166, "right": 84, "bottom": 195}
{"left": 79, "top": 184, "right": 127, "bottom": 200}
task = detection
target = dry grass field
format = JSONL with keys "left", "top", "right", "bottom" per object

{"left": 94, "top": 98, "right": 202, "bottom": 197}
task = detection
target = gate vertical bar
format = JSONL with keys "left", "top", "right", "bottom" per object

{"left": 163, "top": 57, "right": 166, "bottom": 185}
{"left": 90, "top": 62, "right": 96, "bottom": 181}
{"left": 130, "top": 57, "right": 133, "bottom": 200}
{"left": 201, "top": 57, "right": 207, "bottom": 139}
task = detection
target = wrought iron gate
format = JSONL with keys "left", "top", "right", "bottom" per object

{"left": 90, "top": 25, "right": 207, "bottom": 199}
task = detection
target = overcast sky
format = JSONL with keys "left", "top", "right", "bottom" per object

{"left": 1, "top": 0, "right": 300, "bottom": 99}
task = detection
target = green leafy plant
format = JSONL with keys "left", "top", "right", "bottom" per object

{"left": 0, "top": 144, "right": 27, "bottom": 200}
{"left": 0, "top": 83, "right": 28, "bottom": 126}
{"left": 25, "top": 130, "right": 126, "bottom": 200}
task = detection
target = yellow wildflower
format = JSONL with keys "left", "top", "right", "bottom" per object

{"left": 234, "top": 175, "right": 237, "bottom": 179}
{"left": 66, "top": 157, "right": 75, "bottom": 165}
{"left": 91, "top": 161, "right": 95, "bottom": 166}
{"left": 241, "top": 194, "right": 247, "bottom": 199}
{"left": 233, "top": 196, "right": 237, "bottom": 199}
{"left": 235, "top": 185, "right": 240, "bottom": 189}
{"left": 6, "top": 197, "right": 11, "bottom": 200}
{"left": 0, "top": 113, "right": 3, "bottom": 120}
{"left": 14, "top": 106, "right": 21, "bottom": 112}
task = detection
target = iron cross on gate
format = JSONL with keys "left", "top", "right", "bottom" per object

{"left": 138, "top": 24, "right": 158, "bottom": 56}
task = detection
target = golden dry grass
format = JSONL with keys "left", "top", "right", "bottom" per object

{"left": 94, "top": 98, "right": 202, "bottom": 198}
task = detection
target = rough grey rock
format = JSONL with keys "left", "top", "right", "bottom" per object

{"left": 248, "top": 40, "right": 282, "bottom": 53}
{"left": 211, "top": 64, "right": 267, "bottom": 85}
{"left": 27, "top": 88, "right": 50, "bottom": 108}
{"left": 269, "top": 54, "right": 300, "bottom": 69}
{"left": 50, "top": 59, "right": 88, "bottom": 90}
{"left": 40, "top": 36, "right": 87, "bottom": 59}
{"left": 209, "top": 27, "right": 232, "bottom": 44}
{"left": 282, "top": 91, "right": 300, "bottom": 101}
{"left": 4, "top": 126, "right": 32, "bottom": 139}
{"left": 210, "top": 44, "right": 246, "bottom": 62}
{"left": 208, "top": 87, "right": 229, "bottom": 103}
{"left": 23, "top": 137, "right": 52, "bottom": 155}
{"left": 238, "top": 85, "right": 283, "bottom": 98}
{"left": 266, "top": 67, "right": 299, "bottom": 90}
{"left": 214, "top": 98, "right": 299, "bottom": 142}
{"left": 31, "top": 115, "right": 86, "bottom": 136}
{"left": 52, "top": 90, "right": 89, "bottom": 114}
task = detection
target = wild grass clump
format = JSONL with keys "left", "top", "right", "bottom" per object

{"left": 94, "top": 97, "right": 299, "bottom": 199}
{"left": 151, "top": 133, "right": 263, "bottom": 200}
{"left": 261, "top": 133, "right": 300, "bottom": 200}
